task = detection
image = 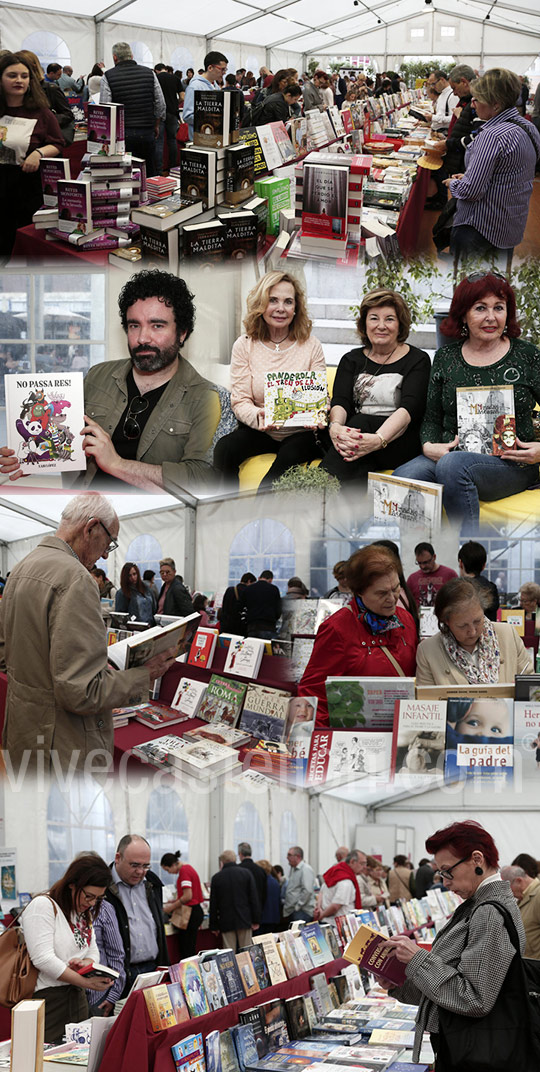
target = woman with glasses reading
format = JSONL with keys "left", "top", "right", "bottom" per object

{"left": 393, "top": 272, "right": 540, "bottom": 533}
{"left": 20, "top": 854, "right": 114, "bottom": 1042}
{"left": 382, "top": 820, "right": 527, "bottom": 1069}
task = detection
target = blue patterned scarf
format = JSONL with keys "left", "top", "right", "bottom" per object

{"left": 355, "top": 595, "right": 404, "bottom": 634}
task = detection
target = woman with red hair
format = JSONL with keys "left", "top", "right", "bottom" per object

{"left": 298, "top": 544, "right": 417, "bottom": 723}
{"left": 394, "top": 272, "right": 540, "bottom": 532}
{"left": 383, "top": 820, "right": 526, "bottom": 1068}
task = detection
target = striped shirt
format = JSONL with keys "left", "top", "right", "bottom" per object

{"left": 87, "top": 899, "right": 126, "bottom": 1007}
{"left": 450, "top": 107, "right": 540, "bottom": 249}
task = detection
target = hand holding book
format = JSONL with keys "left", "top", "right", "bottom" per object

{"left": 422, "top": 435, "right": 459, "bottom": 461}
{"left": 499, "top": 437, "right": 540, "bottom": 465}
{"left": 0, "top": 446, "right": 24, "bottom": 481}
{"left": 381, "top": 934, "right": 422, "bottom": 964}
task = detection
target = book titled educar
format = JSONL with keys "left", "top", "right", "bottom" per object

{"left": 344, "top": 924, "right": 407, "bottom": 985}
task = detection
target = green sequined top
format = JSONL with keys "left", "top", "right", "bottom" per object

{"left": 420, "top": 338, "right": 540, "bottom": 444}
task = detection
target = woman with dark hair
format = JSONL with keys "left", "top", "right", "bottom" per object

{"left": 20, "top": 854, "right": 114, "bottom": 1042}
{"left": 394, "top": 272, "right": 540, "bottom": 531}
{"left": 213, "top": 270, "right": 327, "bottom": 490}
{"left": 256, "top": 860, "right": 282, "bottom": 934}
{"left": 160, "top": 851, "right": 205, "bottom": 958}
{"left": 388, "top": 854, "right": 414, "bottom": 903}
{"left": 372, "top": 539, "right": 420, "bottom": 635}
{"left": 0, "top": 50, "right": 64, "bottom": 258}
{"left": 298, "top": 545, "right": 418, "bottom": 723}
{"left": 416, "top": 577, "right": 532, "bottom": 685}
{"left": 115, "top": 562, "right": 155, "bottom": 624}
{"left": 511, "top": 853, "right": 538, "bottom": 879}
{"left": 319, "top": 289, "right": 431, "bottom": 487}
{"left": 87, "top": 63, "right": 104, "bottom": 95}
{"left": 18, "top": 50, "right": 75, "bottom": 146}
{"left": 192, "top": 592, "right": 210, "bottom": 626}
{"left": 383, "top": 820, "right": 526, "bottom": 1068}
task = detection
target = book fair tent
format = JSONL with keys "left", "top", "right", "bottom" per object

{"left": 1, "top": 0, "right": 539, "bottom": 79}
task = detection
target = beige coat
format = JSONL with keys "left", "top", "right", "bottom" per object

{"left": 388, "top": 865, "right": 414, "bottom": 902}
{"left": 519, "top": 877, "right": 540, "bottom": 960}
{"left": 416, "top": 621, "right": 533, "bottom": 685}
{"left": 0, "top": 535, "right": 149, "bottom": 771}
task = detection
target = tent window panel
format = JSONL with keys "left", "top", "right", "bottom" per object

{"left": 125, "top": 534, "right": 164, "bottom": 583}
{"left": 147, "top": 785, "right": 190, "bottom": 880}
{"left": 47, "top": 778, "right": 115, "bottom": 885}
{"left": 280, "top": 810, "right": 298, "bottom": 867}
{"left": 229, "top": 519, "right": 295, "bottom": 594}
{"left": 21, "top": 31, "right": 70, "bottom": 70}
{"left": 410, "top": 28, "right": 425, "bottom": 38}
{"left": 233, "top": 802, "right": 265, "bottom": 861}
{"left": 440, "top": 26, "right": 456, "bottom": 36}
{"left": 171, "top": 48, "right": 195, "bottom": 74}
{"left": 131, "top": 42, "right": 153, "bottom": 68}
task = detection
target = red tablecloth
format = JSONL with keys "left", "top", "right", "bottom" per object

{"left": 10, "top": 225, "right": 113, "bottom": 265}
{"left": 396, "top": 166, "right": 430, "bottom": 257}
{"left": 100, "top": 957, "right": 347, "bottom": 1072}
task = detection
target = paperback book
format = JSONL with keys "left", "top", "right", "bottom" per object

{"left": 444, "top": 696, "right": 514, "bottom": 784}
{"left": 176, "top": 958, "right": 210, "bottom": 1017}
{"left": 390, "top": 699, "right": 447, "bottom": 779}
{"left": 199, "top": 954, "right": 229, "bottom": 1010}
{"left": 40, "top": 157, "right": 71, "bottom": 205}
{"left": 239, "top": 684, "right": 292, "bottom": 742}
{"left": 326, "top": 678, "right": 415, "bottom": 730}
{"left": 514, "top": 700, "right": 540, "bottom": 780}
{"left": 197, "top": 674, "right": 248, "bottom": 726}
{"left": 225, "top": 143, "right": 255, "bottom": 204}
{"left": 188, "top": 627, "right": 219, "bottom": 669}
{"left": 344, "top": 925, "right": 406, "bottom": 985}
{"left": 132, "top": 702, "right": 191, "bottom": 729}
{"left": 456, "top": 385, "right": 516, "bottom": 455}
{"left": 87, "top": 102, "right": 125, "bottom": 156}
{"left": 194, "top": 90, "right": 241, "bottom": 148}
{"left": 223, "top": 636, "right": 266, "bottom": 678}
{"left": 5, "top": 371, "right": 86, "bottom": 474}
{"left": 368, "top": 473, "right": 442, "bottom": 537}
{"left": 107, "top": 613, "right": 200, "bottom": 670}
{"left": 306, "top": 730, "right": 392, "bottom": 785}
{"left": 264, "top": 370, "right": 328, "bottom": 429}
{"left": 57, "top": 179, "right": 93, "bottom": 235}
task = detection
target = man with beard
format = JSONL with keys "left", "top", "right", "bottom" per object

{"left": 0, "top": 271, "right": 214, "bottom": 496}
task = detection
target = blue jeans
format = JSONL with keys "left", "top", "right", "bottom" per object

{"left": 393, "top": 451, "right": 538, "bottom": 533}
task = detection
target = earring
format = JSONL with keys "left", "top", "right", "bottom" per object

{"left": 502, "top": 323, "right": 508, "bottom": 336}
{"left": 474, "top": 866, "right": 484, "bottom": 876}
{"left": 461, "top": 324, "right": 469, "bottom": 338}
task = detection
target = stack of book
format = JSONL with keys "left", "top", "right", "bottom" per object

{"left": 147, "top": 174, "right": 178, "bottom": 201}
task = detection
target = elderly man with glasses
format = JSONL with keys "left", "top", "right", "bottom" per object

{"left": 0, "top": 269, "right": 214, "bottom": 496}
{"left": 0, "top": 492, "right": 176, "bottom": 774}
{"left": 106, "top": 834, "right": 169, "bottom": 991}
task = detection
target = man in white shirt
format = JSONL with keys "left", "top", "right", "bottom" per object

{"left": 183, "top": 51, "right": 228, "bottom": 140}
{"left": 283, "top": 846, "right": 316, "bottom": 923}
{"left": 430, "top": 71, "right": 459, "bottom": 133}
{"left": 313, "top": 850, "right": 365, "bottom": 919}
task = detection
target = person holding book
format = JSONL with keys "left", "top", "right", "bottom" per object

{"left": 213, "top": 271, "right": 327, "bottom": 491}
{"left": 393, "top": 273, "right": 540, "bottom": 532}
{"left": 298, "top": 545, "right": 418, "bottom": 723}
{"left": 256, "top": 82, "right": 302, "bottom": 124}
{"left": 415, "top": 577, "right": 533, "bottom": 685}
{"left": 160, "top": 850, "right": 206, "bottom": 958}
{"left": 382, "top": 820, "right": 526, "bottom": 1067}
{"left": 0, "top": 50, "right": 65, "bottom": 260}
{"left": 115, "top": 562, "right": 156, "bottom": 624}
{"left": 106, "top": 834, "right": 169, "bottom": 991}
{"left": 182, "top": 50, "right": 229, "bottom": 140}
{"left": 319, "top": 289, "right": 431, "bottom": 488}
{"left": 20, "top": 854, "right": 115, "bottom": 1043}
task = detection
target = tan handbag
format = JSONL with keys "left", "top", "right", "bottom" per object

{"left": 170, "top": 904, "right": 192, "bottom": 930}
{"left": 0, "top": 918, "right": 38, "bottom": 1008}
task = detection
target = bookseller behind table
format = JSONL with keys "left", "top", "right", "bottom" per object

{"left": 298, "top": 545, "right": 418, "bottom": 724}
{"left": 393, "top": 273, "right": 540, "bottom": 534}
{"left": 20, "top": 854, "right": 114, "bottom": 1044}
{"left": 382, "top": 820, "right": 528, "bottom": 1070}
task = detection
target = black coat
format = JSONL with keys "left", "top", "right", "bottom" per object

{"left": 162, "top": 576, "right": 194, "bottom": 617}
{"left": 105, "top": 867, "right": 168, "bottom": 995}
{"left": 209, "top": 862, "right": 261, "bottom": 931}
{"left": 240, "top": 857, "right": 267, "bottom": 908}
{"left": 240, "top": 579, "right": 281, "bottom": 629}
{"left": 258, "top": 92, "right": 290, "bottom": 124}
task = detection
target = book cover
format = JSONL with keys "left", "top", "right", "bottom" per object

{"left": 172, "top": 738, "right": 239, "bottom": 776}
{"left": 242, "top": 193, "right": 268, "bottom": 250}
{"left": 133, "top": 702, "right": 190, "bottom": 729}
{"left": 264, "top": 370, "right": 328, "bottom": 430}
{"left": 267, "top": 122, "right": 296, "bottom": 163}
{"left": 40, "top": 157, "right": 70, "bottom": 206}
{"left": 514, "top": 700, "right": 540, "bottom": 780}
{"left": 456, "top": 385, "right": 516, "bottom": 455}
{"left": 326, "top": 678, "right": 415, "bottom": 731}
{"left": 253, "top": 176, "right": 290, "bottom": 235}
{"left": 223, "top": 636, "right": 266, "bottom": 679}
{"left": 167, "top": 981, "right": 191, "bottom": 1023}
{"left": 306, "top": 730, "right": 392, "bottom": 786}
{"left": 197, "top": 674, "right": 248, "bottom": 726}
{"left": 139, "top": 225, "right": 179, "bottom": 272}
{"left": 300, "top": 923, "right": 333, "bottom": 967}
{"left": 131, "top": 734, "right": 186, "bottom": 769}
{"left": 107, "top": 613, "right": 200, "bottom": 670}
{"left": 184, "top": 722, "right": 250, "bottom": 748}
{"left": 5, "top": 371, "right": 86, "bottom": 475}
{"left": 143, "top": 984, "right": 177, "bottom": 1031}
{"left": 214, "top": 949, "right": 247, "bottom": 1003}
{"left": 220, "top": 1031, "right": 240, "bottom": 1072}
{"left": 261, "top": 999, "right": 290, "bottom": 1050}
{"left": 390, "top": 699, "right": 447, "bottom": 779}
{"left": 444, "top": 696, "right": 514, "bottom": 784}
{"left": 252, "top": 934, "right": 288, "bottom": 986}
{"left": 182, "top": 220, "right": 227, "bottom": 262}
{"left": 171, "top": 677, "right": 207, "bottom": 718}
{"left": 171, "top": 1033, "right": 205, "bottom": 1072}
{"left": 178, "top": 958, "right": 211, "bottom": 1017}
{"left": 225, "top": 143, "right": 255, "bottom": 204}
{"left": 344, "top": 924, "right": 406, "bottom": 985}
{"left": 231, "top": 1024, "right": 259, "bottom": 1072}
{"left": 284, "top": 996, "right": 311, "bottom": 1039}
{"left": 238, "top": 1007, "right": 269, "bottom": 1060}
{"left": 256, "top": 124, "right": 286, "bottom": 171}
{"left": 131, "top": 194, "right": 203, "bottom": 231}
{"left": 180, "top": 146, "right": 218, "bottom": 209}
{"left": 199, "top": 955, "right": 229, "bottom": 1010}
{"left": 238, "top": 126, "right": 269, "bottom": 176}
{"left": 205, "top": 1031, "right": 222, "bottom": 1072}
{"left": 217, "top": 210, "right": 258, "bottom": 259}
{"left": 368, "top": 472, "right": 442, "bottom": 537}
{"left": 302, "top": 163, "right": 348, "bottom": 239}
{"left": 239, "top": 684, "right": 292, "bottom": 742}
{"left": 235, "top": 951, "right": 261, "bottom": 996}
{"left": 188, "top": 627, "right": 219, "bottom": 669}
{"left": 248, "top": 943, "right": 272, "bottom": 989}
{"left": 57, "top": 179, "right": 93, "bottom": 235}
{"left": 10, "top": 998, "right": 45, "bottom": 1072}
{"left": 194, "top": 90, "right": 239, "bottom": 148}
{"left": 87, "top": 102, "right": 125, "bottom": 155}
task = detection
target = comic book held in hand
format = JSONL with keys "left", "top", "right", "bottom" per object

{"left": 456, "top": 385, "right": 516, "bottom": 455}
{"left": 264, "top": 371, "right": 328, "bottom": 429}
{"left": 107, "top": 613, "right": 200, "bottom": 669}
{"left": 344, "top": 924, "right": 407, "bottom": 985}
{"left": 5, "top": 372, "right": 86, "bottom": 475}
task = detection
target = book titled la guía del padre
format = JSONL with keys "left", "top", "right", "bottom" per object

{"left": 5, "top": 372, "right": 86, "bottom": 475}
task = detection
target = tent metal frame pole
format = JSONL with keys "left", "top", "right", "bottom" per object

{"left": 309, "top": 793, "right": 320, "bottom": 877}
{"left": 95, "top": 0, "right": 137, "bottom": 21}
{"left": 184, "top": 504, "right": 196, "bottom": 592}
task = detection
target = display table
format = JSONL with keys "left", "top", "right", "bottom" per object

{"left": 100, "top": 956, "right": 347, "bottom": 1072}
{"left": 10, "top": 225, "right": 113, "bottom": 265}
{"left": 396, "top": 166, "right": 430, "bottom": 256}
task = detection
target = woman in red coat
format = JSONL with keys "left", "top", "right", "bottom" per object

{"left": 299, "top": 544, "right": 418, "bottom": 724}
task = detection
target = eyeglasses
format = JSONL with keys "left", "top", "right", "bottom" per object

{"left": 123, "top": 395, "right": 149, "bottom": 440}
{"left": 89, "top": 517, "right": 118, "bottom": 555}
{"left": 80, "top": 889, "right": 104, "bottom": 904}
{"left": 125, "top": 862, "right": 151, "bottom": 871}
{"left": 465, "top": 271, "right": 507, "bottom": 283}
{"left": 434, "top": 855, "right": 471, "bottom": 881}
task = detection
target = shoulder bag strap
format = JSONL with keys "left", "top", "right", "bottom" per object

{"left": 504, "top": 116, "right": 540, "bottom": 161}
{"left": 343, "top": 603, "right": 406, "bottom": 676}
{"left": 472, "top": 898, "right": 521, "bottom": 952}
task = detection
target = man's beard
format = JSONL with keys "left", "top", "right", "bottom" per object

{"left": 129, "top": 336, "right": 181, "bottom": 373}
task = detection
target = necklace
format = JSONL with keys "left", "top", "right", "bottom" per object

{"left": 262, "top": 335, "right": 296, "bottom": 354}
{"left": 367, "top": 344, "right": 399, "bottom": 371}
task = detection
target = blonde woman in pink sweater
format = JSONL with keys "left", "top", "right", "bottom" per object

{"left": 213, "top": 271, "right": 327, "bottom": 490}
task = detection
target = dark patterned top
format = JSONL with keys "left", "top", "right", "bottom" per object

{"left": 420, "top": 337, "right": 540, "bottom": 445}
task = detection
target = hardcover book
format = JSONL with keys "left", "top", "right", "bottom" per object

{"left": 180, "top": 146, "right": 219, "bottom": 209}
{"left": 306, "top": 730, "right": 392, "bottom": 785}
{"left": 5, "top": 371, "right": 86, "bottom": 475}
{"left": 264, "top": 370, "right": 328, "bottom": 429}
{"left": 223, "top": 636, "right": 266, "bottom": 678}
{"left": 301, "top": 163, "right": 348, "bottom": 239}
{"left": 197, "top": 674, "right": 247, "bottom": 726}
{"left": 326, "top": 678, "right": 415, "bottom": 730}
{"left": 139, "top": 225, "right": 179, "bottom": 272}
{"left": 57, "top": 179, "right": 93, "bottom": 235}
{"left": 217, "top": 210, "right": 258, "bottom": 259}
{"left": 225, "top": 143, "right": 255, "bottom": 204}
{"left": 182, "top": 220, "right": 227, "bottom": 263}
{"left": 171, "top": 1032, "right": 205, "bottom": 1072}
{"left": 188, "top": 627, "right": 219, "bottom": 669}
{"left": 171, "top": 738, "right": 239, "bottom": 778}
{"left": 132, "top": 702, "right": 191, "bottom": 729}
{"left": 87, "top": 102, "right": 125, "bottom": 156}
{"left": 40, "top": 157, "right": 71, "bottom": 206}
{"left": 239, "top": 684, "right": 292, "bottom": 741}
{"left": 456, "top": 385, "right": 516, "bottom": 455}
{"left": 177, "top": 958, "right": 211, "bottom": 1017}
{"left": 193, "top": 90, "right": 241, "bottom": 148}
{"left": 390, "top": 699, "right": 447, "bottom": 779}
{"left": 183, "top": 722, "right": 251, "bottom": 748}
{"left": 368, "top": 472, "right": 442, "bottom": 537}
{"left": 242, "top": 194, "right": 268, "bottom": 250}
{"left": 171, "top": 677, "right": 207, "bottom": 718}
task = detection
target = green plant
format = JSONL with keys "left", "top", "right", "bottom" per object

{"left": 272, "top": 464, "right": 341, "bottom": 495}
{"left": 307, "top": 59, "right": 320, "bottom": 77}
{"left": 350, "top": 256, "right": 447, "bottom": 324}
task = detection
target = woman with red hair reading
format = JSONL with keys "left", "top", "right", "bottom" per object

{"left": 383, "top": 820, "right": 526, "bottom": 1068}
{"left": 393, "top": 272, "right": 540, "bottom": 532}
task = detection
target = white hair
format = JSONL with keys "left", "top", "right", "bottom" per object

{"left": 60, "top": 493, "right": 117, "bottom": 530}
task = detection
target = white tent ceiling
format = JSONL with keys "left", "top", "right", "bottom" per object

{"left": 1, "top": 0, "right": 539, "bottom": 64}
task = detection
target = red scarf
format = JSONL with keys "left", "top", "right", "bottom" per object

{"left": 323, "top": 862, "right": 362, "bottom": 908}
